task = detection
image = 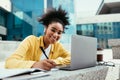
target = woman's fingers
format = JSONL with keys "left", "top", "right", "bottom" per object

{"left": 31, "top": 59, "right": 57, "bottom": 70}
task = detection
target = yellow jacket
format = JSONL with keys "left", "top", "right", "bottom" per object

{"left": 5, "top": 35, "right": 70, "bottom": 68}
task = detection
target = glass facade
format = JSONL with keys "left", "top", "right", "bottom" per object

{"left": 52, "top": 0, "right": 76, "bottom": 44}
{"left": 4, "top": 0, "right": 76, "bottom": 42}
{"left": 0, "top": 9, "right": 8, "bottom": 40}
{"left": 0, "top": 8, "right": 8, "bottom": 28}
{"left": 6, "top": 0, "right": 44, "bottom": 40}
{"left": 77, "top": 22, "right": 120, "bottom": 48}
{"left": 0, "top": 9, "right": 6, "bottom": 27}
{"left": 1, "top": 0, "right": 120, "bottom": 49}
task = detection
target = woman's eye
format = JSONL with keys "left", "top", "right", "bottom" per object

{"left": 51, "top": 29, "right": 56, "bottom": 32}
{"left": 58, "top": 32, "right": 62, "bottom": 35}
{"left": 50, "top": 28, "right": 63, "bottom": 35}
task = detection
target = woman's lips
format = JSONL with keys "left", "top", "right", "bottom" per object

{"left": 50, "top": 36, "right": 56, "bottom": 42}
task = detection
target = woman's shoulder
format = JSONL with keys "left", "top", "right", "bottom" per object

{"left": 22, "top": 35, "right": 40, "bottom": 43}
{"left": 25, "top": 35, "right": 39, "bottom": 40}
{"left": 21, "top": 35, "right": 41, "bottom": 45}
{"left": 26, "top": 35, "right": 37, "bottom": 38}
{"left": 54, "top": 41, "right": 63, "bottom": 47}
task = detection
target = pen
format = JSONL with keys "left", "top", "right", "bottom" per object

{"left": 40, "top": 46, "right": 49, "bottom": 59}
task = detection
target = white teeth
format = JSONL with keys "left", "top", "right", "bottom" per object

{"left": 51, "top": 36, "right": 56, "bottom": 41}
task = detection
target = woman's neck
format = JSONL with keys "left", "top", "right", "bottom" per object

{"left": 43, "top": 36, "right": 50, "bottom": 49}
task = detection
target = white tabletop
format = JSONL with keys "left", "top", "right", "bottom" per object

{"left": 4, "top": 66, "right": 108, "bottom": 80}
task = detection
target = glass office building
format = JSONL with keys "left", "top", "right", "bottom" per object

{"left": 76, "top": 0, "right": 120, "bottom": 48}
{"left": 0, "top": 9, "right": 7, "bottom": 40}
{"left": 77, "top": 22, "right": 120, "bottom": 48}
{"left": 5, "top": 0, "right": 75, "bottom": 43}
{"left": 1, "top": 0, "right": 120, "bottom": 49}
{"left": 52, "top": 0, "right": 76, "bottom": 44}
{"left": 0, "top": 0, "right": 11, "bottom": 40}
{"left": 6, "top": 0, "right": 44, "bottom": 40}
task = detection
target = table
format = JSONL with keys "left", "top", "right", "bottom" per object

{"left": 34, "top": 66, "right": 108, "bottom": 80}
{"left": 5, "top": 66, "right": 108, "bottom": 80}
{"left": 104, "top": 59, "right": 120, "bottom": 80}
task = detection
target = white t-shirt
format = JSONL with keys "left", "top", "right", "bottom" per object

{"left": 40, "top": 45, "right": 51, "bottom": 60}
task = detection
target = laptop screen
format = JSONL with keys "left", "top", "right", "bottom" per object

{"left": 70, "top": 35, "right": 97, "bottom": 70}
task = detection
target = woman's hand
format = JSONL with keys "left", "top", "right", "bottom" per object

{"left": 31, "top": 59, "right": 57, "bottom": 70}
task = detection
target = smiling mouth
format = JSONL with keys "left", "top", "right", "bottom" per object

{"left": 50, "top": 36, "right": 56, "bottom": 42}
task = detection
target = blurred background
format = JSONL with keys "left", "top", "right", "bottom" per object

{"left": 0, "top": 0, "right": 120, "bottom": 49}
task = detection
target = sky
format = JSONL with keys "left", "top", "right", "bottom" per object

{"left": 75, "top": 0, "right": 102, "bottom": 17}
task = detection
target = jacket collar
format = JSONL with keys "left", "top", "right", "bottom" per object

{"left": 39, "top": 36, "right": 54, "bottom": 53}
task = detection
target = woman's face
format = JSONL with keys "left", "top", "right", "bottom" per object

{"left": 44, "top": 22, "right": 63, "bottom": 44}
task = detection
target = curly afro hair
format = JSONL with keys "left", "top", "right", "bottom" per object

{"left": 38, "top": 6, "right": 70, "bottom": 30}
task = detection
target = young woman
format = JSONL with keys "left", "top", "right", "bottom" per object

{"left": 5, "top": 6, "right": 70, "bottom": 70}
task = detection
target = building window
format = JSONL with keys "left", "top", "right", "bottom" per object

{"left": 14, "top": 12, "right": 23, "bottom": 28}
{"left": 0, "top": 10, "right": 6, "bottom": 26}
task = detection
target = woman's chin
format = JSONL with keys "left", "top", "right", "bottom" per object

{"left": 49, "top": 38, "right": 57, "bottom": 44}
{"left": 51, "top": 41, "right": 56, "bottom": 44}
{"left": 50, "top": 40, "right": 56, "bottom": 44}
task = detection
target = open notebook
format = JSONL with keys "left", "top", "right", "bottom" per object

{"left": 0, "top": 68, "right": 50, "bottom": 80}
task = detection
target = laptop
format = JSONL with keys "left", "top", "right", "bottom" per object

{"left": 59, "top": 35, "right": 97, "bottom": 70}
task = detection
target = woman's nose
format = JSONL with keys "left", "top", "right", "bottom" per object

{"left": 53, "top": 32, "right": 58, "bottom": 37}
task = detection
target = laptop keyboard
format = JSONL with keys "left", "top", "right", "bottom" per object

{"left": 55, "top": 64, "right": 70, "bottom": 68}
{"left": 58, "top": 65, "right": 71, "bottom": 70}
{"left": 62, "top": 65, "right": 70, "bottom": 68}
